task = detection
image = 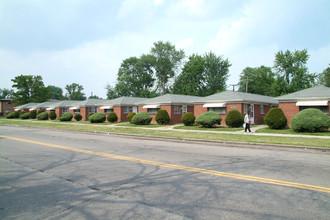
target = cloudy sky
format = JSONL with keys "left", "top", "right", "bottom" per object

{"left": 1, "top": 0, "right": 329, "bottom": 98}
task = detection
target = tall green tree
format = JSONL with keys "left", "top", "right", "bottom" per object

{"left": 115, "top": 55, "right": 157, "bottom": 97}
{"left": 203, "top": 51, "right": 231, "bottom": 94}
{"left": 172, "top": 52, "right": 230, "bottom": 96}
{"left": 105, "top": 84, "right": 119, "bottom": 100}
{"left": 151, "top": 41, "right": 185, "bottom": 94}
{"left": 11, "top": 75, "right": 51, "bottom": 105}
{"left": 0, "top": 88, "right": 14, "bottom": 99}
{"left": 318, "top": 64, "right": 330, "bottom": 87}
{"left": 172, "top": 54, "right": 205, "bottom": 96}
{"left": 65, "top": 83, "right": 86, "bottom": 100}
{"left": 273, "top": 49, "right": 317, "bottom": 95}
{"left": 238, "top": 66, "right": 276, "bottom": 96}
{"left": 47, "top": 85, "right": 64, "bottom": 100}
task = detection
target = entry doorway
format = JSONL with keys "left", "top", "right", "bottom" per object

{"left": 250, "top": 104, "right": 254, "bottom": 124}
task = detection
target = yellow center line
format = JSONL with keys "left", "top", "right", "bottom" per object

{"left": 1, "top": 135, "right": 330, "bottom": 194}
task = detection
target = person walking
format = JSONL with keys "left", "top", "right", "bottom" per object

{"left": 244, "top": 111, "right": 251, "bottom": 133}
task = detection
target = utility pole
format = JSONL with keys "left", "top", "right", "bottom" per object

{"left": 245, "top": 76, "right": 254, "bottom": 93}
{"left": 229, "top": 84, "right": 238, "bottom": 91}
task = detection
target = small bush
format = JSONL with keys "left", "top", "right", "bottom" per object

{"left": 20, "top": 111, "right": 27, "bottom": 116}
{"left": 74, "top": 114, "right": 82, "bottom": 121}
{"left": 107, "top": 112, "right": 118, "bottom": 123}
{"left": 181, "top": 112, "right": 196, "bottom": 126}
{"left": 20, "top": 113, "right": 30, "bottom": 120}
{"left": 225, "top": 110, "right": 244, "bottom": 127}
{"left": 195, "top": 111, "right": 222, "bottom": 128}
{"left": 37, "top": 109, "right": 44, "bottom": 115}
{"left": 264, "top": 108, "right": 287, "bottom": 129}
{"left": 155, "top": 109, "right": 170, "bottom": 125}
{"left": 89, "top": 112, "right": 106, "bottom": 123}
{"left": 291, "top": 108, "right": 330, "bottom": 132}
{"left": 5, "top": 112, "right": 16, "bottom": 119}
{"left": 49, "top": 111, "right": 57, "bottom": 120}
{"left": 260, "top": 116, "right": 265, "bottom": 124}
{"left": 29, "top": 110, "right": 37, "bottom": 119}
{"left": 88, "top": 113, "right": 94, "bottom": 119}
{"left": 59, "top": 113, "right": 73, "bottom": 121}
{"left": 37, "top": 112, "right": 49, "bottom": 120}
{"left": 127, "top": 112, "right": 136, "bottom": 123}
{"left": 132, "top": 112, "right": 152, "bottom": 125}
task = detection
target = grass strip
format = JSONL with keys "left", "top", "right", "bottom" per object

{"left": 256, "top": 127, "right": 330, "bottom": 136}
{"left": 0, "top": 119, "right": 329, "bottom": 148}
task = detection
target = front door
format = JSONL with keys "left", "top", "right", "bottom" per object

{"left": 250, "top": 104, "right": 254, "bottom": 124}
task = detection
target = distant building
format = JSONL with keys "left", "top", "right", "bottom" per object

{"left": 276, "top": 85, "right": 330, "bottom": 125}
{"left": 0, "top": 99, "right": 15, "bottom": 116}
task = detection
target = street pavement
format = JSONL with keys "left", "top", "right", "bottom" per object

{"left": 1, "top": 126, "right": 330, "bottom": 219}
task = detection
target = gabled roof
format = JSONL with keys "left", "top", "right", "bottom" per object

{"left": 105, "top": 96, "right": 148, "bottom": 106}
{"left": 194, "top": 91, "right": 278, "bottom": 105}
{"left": 14, "top": 102, "right": 40, "bottom": 110}
{"left": 36, "top": 99, "right": 62, "bottom": 108}
{"left": 77, "top": 98, "right": 106, "bottom": 107}
{"left": 137, "top": 94, "right": 200, "bottom": 105}
{"left": 276, "top": 85, "right": 330, "bottom": 101}
{"left": 52, "top": 100, "right": 82, "bottom": 108}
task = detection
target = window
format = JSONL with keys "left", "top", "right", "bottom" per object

{"left": 73, "top": 109, "right": 80, "bottom": 114}
{"left": 174, "top": 105, "right": 181, "bottom": 114}
{"left": 104, "top": 109, "right": 113, "bottom": 114}
{"left": 260, "top": 105, "right": 264, "bottom": 114}
{"left": 182, "top": 105, "right": 187, "bottom": 114}
{"left": 147, "top": 108, "right": 159, "bottom": 114}
{"left": 123, "top": 106, "right": 130, "bottom": 114}
{"left": 299, "top": 106, "right": 328, "bottom": 114}
{"left": 62, "top": 108, "right": 68, "bottom": 113}
{"left": 208, "top": 107, "right": 226, "bottom": 114}
{"left": 88, "top": 107, "right": 98, "bottom": 113}
{"left": 243, "top": 104, "right": 248, "bottom": 114}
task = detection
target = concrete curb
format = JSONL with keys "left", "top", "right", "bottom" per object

{"left": 1, "top": 124, "right": 329, "bottom": 153}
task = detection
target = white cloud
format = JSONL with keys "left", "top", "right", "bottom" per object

{"left": 176, "top": 38, "right": 194, "bottom": 50}
{"left": 153, "top": 0, "right": 163, "bottom": 5}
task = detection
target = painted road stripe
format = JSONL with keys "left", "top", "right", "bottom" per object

{"left": 1, "top": 135, "right": 330, "bottom": 194}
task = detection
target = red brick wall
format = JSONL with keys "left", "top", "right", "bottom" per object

{"left": 279, "top": 102, "right": 299, "bottom": 126}
{"left": 80, "top": 107, "right": 88, "bottom": 121}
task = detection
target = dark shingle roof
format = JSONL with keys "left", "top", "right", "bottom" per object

{"left": 194, "top": 91, "right": 278, "bottom": 104}
{"left": 276, "top": 85, "right": 330, "bottom": 101}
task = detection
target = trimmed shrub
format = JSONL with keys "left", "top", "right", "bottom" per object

{"left": 59, "top": 113, "right": 73, "bottom": 121}
{"left": 20, "top": 111, "right": 27, "bottom": 116}
{"left": 225, "top": 110, "right": 244, "bottom": 127}
{"left": 155, "top": 109, "right": 170, "bottom": 125}
{"left": 127, "top": 112, "right": 136, "bottom": 123}
{"left": 89, "top": 112, "right": 106, "bottom": 123}
{"left": 291, "top": 108, "right": 330, "bottom": 132}
{"left": 5, "top": 112, "right": 16, "bottom": 119}
{"left": 37, "top": 109, "right": 44, "bottom": 115}
{"left": 264, "top": 108, "right": 287, "bottom": 129}
{"left": 132, "top": 112, "right": 152, "bottom": 125}
{"left": 29, "top": 110, "right": 37, "bottom": 119}
{"left": 20, "top": 113, "right": 30, "bottom": 120}
{"left": 74, "top": 114, "right": 82, "bottom": 121}
{"left": 195, "top": 111, "right": 222, "bottom": 128}
{"left": 88, "top": 113, "right": 94, "bottom": 119}
{"left": 49, "top": 111, "right": 57, "bottom": 120}
{"left": 107, "top": 112, "right": 118, "bottom": 123}
{"left": 37, "top": 112, "right": 49, "bottom": 120}
{"left": 181, "top": 112, "right": 196, "bottom": 126}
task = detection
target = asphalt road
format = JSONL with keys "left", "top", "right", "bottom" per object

{"left": 0, "top": 126, "right": 330, "bottom": 220}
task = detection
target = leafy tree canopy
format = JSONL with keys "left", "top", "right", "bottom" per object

{"left": 47, "top": 85, "right": 64, "bottom": 100}
{"left": 0, "top": 88, "right": 14, "bottom": 99}
{"left": 65, "top": 83, "right": 86, "bottom": 100}
{"left": 11, "top": 74, "right": 51, "bottom": 105}
{"left": 318, "top": 64, "right": 330, "bottom": 87}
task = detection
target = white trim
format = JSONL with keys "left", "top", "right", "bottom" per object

{"left": 296, "top": 101, "right": 328, "bottom": 106}
{"left": 100, "top": 106, "right": 113, "bottom": 109}
{"left": 69, "top": 107, "right": 80, "bottom": 110}
{"left": 203, "top": 103, "right": 226, "bottom": 108}
{"left": 29, "top": 108, "right": 36, "bottom": 111}
{"left": 143, "top": 105, "right": 160, "bottom": 109}
{"left": 46, "top": 108, "right": 54, "bottom": 110}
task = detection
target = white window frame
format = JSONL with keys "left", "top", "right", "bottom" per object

{"left": 123, "top": 106, "right": 130, "bottom": 114}
{"left": 104, "top": 109, "right": 113, "bottom": 114}
{"left": 147, "top": 108, "right": 159, "bottom": 114}
{"left": 174, "top": 105, "right": 181, "bottom": 114}
{"left": 208, "top": 107, "right": 226, "bottom": 114}
{"left": 260, "top": 105, "right": 264, "bottom": 114}
{"left": 73, "top": 109, "right": 80, "bottom": 114}
{"left": 243, "top": 104, "right": 248, "bottom": 114}
{"left": 88, "top": 107, "right": 98, "bottom": 113}
{"left": 62, "top": 108, "right": 69, "bottom": 113}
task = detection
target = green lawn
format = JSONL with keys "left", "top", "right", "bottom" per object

{"left": 114, "top": 122, "right": 171, "bottom": 128}
{"left": 0, "top": 119, "right": 329, "bottom": 148}
{"left": 174, "top": 125, "right": 244, "bottom": 132}
{"left": 256, "top": 127, "right": 330, "bottom": 136}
